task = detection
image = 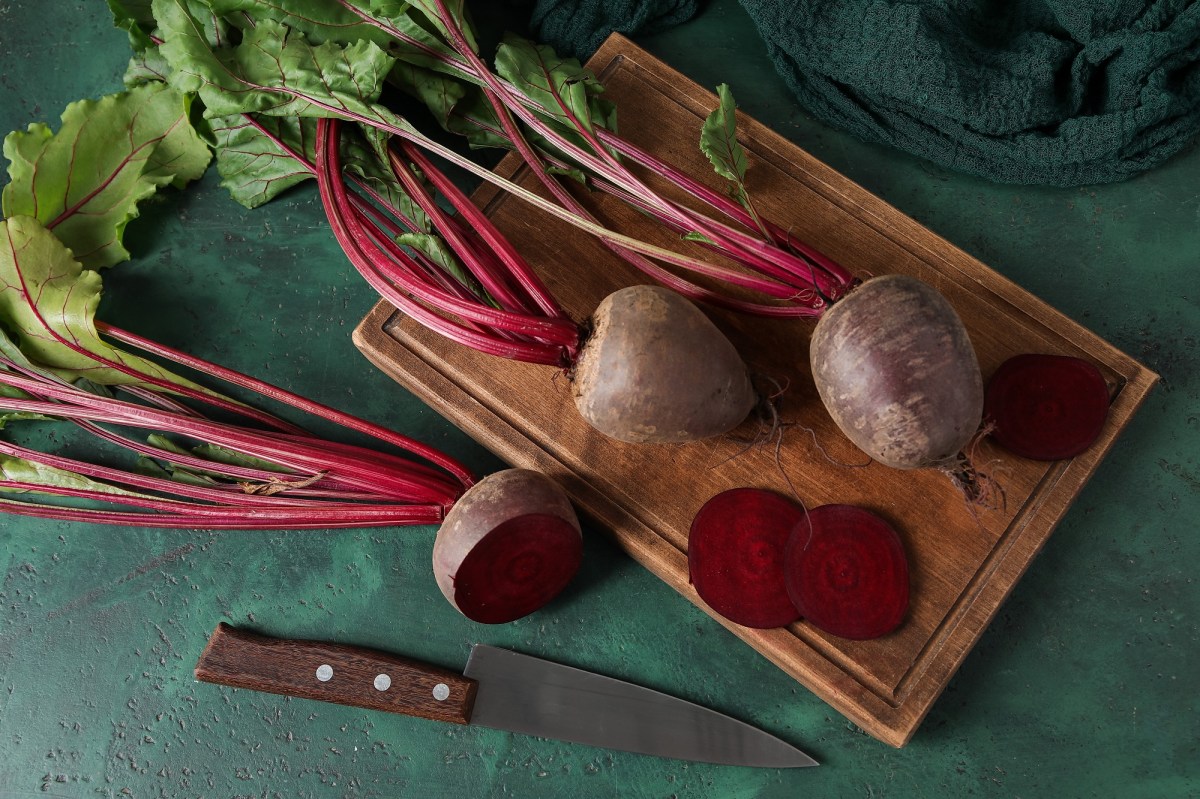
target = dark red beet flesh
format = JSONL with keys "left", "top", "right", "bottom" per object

{"left": 450, "top": 513, "right": 583, "bottom": 624}
{"left": 785, "top": 504, "right": 909, "bottom": 640}
{"left": 688, "top": 488, "right": 805, "bottom": 629}
{"left": 984, "top": 354, "right": 1110, "bottom": 461}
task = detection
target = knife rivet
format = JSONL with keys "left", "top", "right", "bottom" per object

{"left": 432, "top": 683, "right": 450, "bottom": 701}
{"left": 374, "top": 674, "right": 392, "bottom": 692}
{"left": 315, "top": 664, "right": 334, "bottom": 682}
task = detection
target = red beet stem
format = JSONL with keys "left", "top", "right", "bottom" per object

{"left": 96, "top": 321, "right": 475, "bottom": 487}
{"left": 785, "top": 504, "right": 909, "bottom": 640}
{"left": 0, "top": 375, "right": 459, "bottom": 506}
{"left": 392, "top": 141, "right": 568, "bottom": 322}
{"left": 984, "top": 354, "right": 1111, "bottom": 461}
{"left": 409, "top": 1, "right": 856, "bottom": 312}
{"left": 314, "top": 118, "right": 578, "bottom": 367}
{"left": 688, "top": 488, "right": 805, "bottom": 629}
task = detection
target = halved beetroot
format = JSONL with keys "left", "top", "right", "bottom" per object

{"left": 785, "top": 504, "right": 909, "bottom": 640}
{"left": 984, "top": 354, "right": 1110, "bottom": 460}
{"left": 688, "top": 488, "right": 805, "bottom": 629}
{"left": 433, "top": 469, "right": 582, "bottom": 624}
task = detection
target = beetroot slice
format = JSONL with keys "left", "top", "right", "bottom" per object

{"left": 784, "top": 505, "right": 909, "bottom": 640}
{"left": 984, "top": 354, "right": 1110, "bottom": 460}
{"left": 688, "top": 488, "right": 805, "bottom": 629}
{"left": 449, "top": 513, "right": 583, "bottom": 624}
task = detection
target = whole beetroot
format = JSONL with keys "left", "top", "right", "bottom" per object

{"left": 572, "top": 285, "right": 757, "bottom": 444}
{"left": 810, "top": 275, "right": 983, "bottom": 470}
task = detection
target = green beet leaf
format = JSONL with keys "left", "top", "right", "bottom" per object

{"left": 198, "top": 0, "right": 468, "bottom": 79}
{"left": 396, "top": 0, "right": 479, "bottom": 55}
{"left": 110, "top": 0, "right": 231, "bottom": 87}
{"left": 0, "top": 453, "right": 147, "bottom": 499}
{"left": 388, "top": 62, "right": 509, "bottom": 151}
{"left": 108, "top": 0, "right": 158, "bottom": 50}
{"left": 205, "top": 0, "right": 403, "bottom": 49}
{"left": 123, "top": 43, "right": 175, "bottom": 88}
{"left": 207, "top": 111, "right": 420, "bottom": 225}
{"left": 1, "top": 82, "right": 211, "bottom": 269}
{"left": 0, "top": 337, "right": 52, "bottom": 429}
{"left": 342, "top": 124, "right": 439, "bottom": 231}
{"left": 209, "top": 114, "right": 317, "bottom": 208}
{"left": 493, "top": 34, "right": 617, "bottom": 152}
{"left": 154, "top": 0, "right": 401, "bottom": 130}
{"left": 700, "top": 83, "right": 754, "bottom": 215}
{"left": 0, "top": 216, "right": 212, "bottom": 395}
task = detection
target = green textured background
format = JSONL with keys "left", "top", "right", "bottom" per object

{"left": 1, "top": 2, "right": 1197, "bottom": 797}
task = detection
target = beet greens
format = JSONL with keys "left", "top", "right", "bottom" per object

{"left": 1, "top": 85, "right": 584, "bottom": 624}
{"left": 0, "top": 215, "right": 469, "bottom": 529}
{"left": 105, "top": 0, "right": 760, "bottom": 444}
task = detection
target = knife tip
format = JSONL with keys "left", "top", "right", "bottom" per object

{"left": 784, "top": 752, "right": 820, "bottom": 768}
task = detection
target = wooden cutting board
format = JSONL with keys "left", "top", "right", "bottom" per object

{"left": 353, "top": 35, "right": 1158, "bottom": 747}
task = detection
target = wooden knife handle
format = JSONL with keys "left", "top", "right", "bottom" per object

{"left": 194, "top": 623, "right": 477, "bottom": 725}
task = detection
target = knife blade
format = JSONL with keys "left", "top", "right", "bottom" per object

{"left": 194, "top": 623, "right": 817, "bottom": 768}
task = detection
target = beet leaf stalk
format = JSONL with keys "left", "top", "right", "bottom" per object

{"left": 0, "top": 215, "right": 471, "bottom": 528}
{"left": 436, "top": 4, "right": 855, "bottom": 303}
{"left": 215, "top": 0, "right": 856, "bottom": 314}
{"left": 314, "top": 118, "right": 581, "bottom": 368}
{"left": 366, "top": 0, "right": 858, "bottom": 314}
{"left": 313, "top": 116, "right": 757, "bottom": 444}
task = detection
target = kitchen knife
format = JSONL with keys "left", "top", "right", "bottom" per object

{"left": 194, "top": 623, "right": 817, "bottom": 768}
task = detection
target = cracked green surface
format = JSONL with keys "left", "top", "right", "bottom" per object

{"left": 1, "top": 1, "right": 1197, "bottom": 796}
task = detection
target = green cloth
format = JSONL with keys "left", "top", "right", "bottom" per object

{"left": 738, "top": 0, "right": 1200, "bottom": 185}
{"left": 525, "top": 0, "right": 1200, "bottom": 186}
{"left": 529, "top": 0, "right": 700, "bottom": 57}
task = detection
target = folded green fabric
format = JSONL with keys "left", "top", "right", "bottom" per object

{"left": 739, "top": 0, "right": 1200, "bottom": 185}
{"left": 529, "top": 0, "right": 700, "bottom": 57}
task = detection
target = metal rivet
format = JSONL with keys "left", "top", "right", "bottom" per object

{"left": 315, "top": 664, "right": 334, "bottom": 682}
{"left": 432, "top": 683, "right": 450, "bottom": 701}
{"left": 373, "top": 673, "right": 392, "bottom": 692}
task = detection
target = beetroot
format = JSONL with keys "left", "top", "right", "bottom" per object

{"left": 572, "top": 285, "right": 757, "bottom": 444}
{"left": 810, "top": 275, "right": 984, "bottom": 470}
{"left": 785, "top": 504, "right": 909, "bottom": 640}
{"left": 433, "top": 469, "right": 582, "bottom": 624}
{"left": 688, "top": 488, "right": 805, "bottom": 629}
{"left": 984, "top": 354, "right": 1110, "bottom": 460}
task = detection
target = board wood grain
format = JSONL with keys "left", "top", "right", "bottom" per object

{"left": 352, "top": 35, "right": 1158, "bottom": 747}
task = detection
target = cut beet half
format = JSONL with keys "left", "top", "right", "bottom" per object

{"left": 785, "top": 505, "right": 909, "bottom": 640}
{"left": 688, "top": 488, "right": 805, "bottom": 629}
{"left": 984, "top": 354, "right": 1111, "bottom": 461}
{"left": 433, "top": 469, "right": 582, "bottom": 624}
{"left": 446, "top": 513, "right": 583, "bottom": 624}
